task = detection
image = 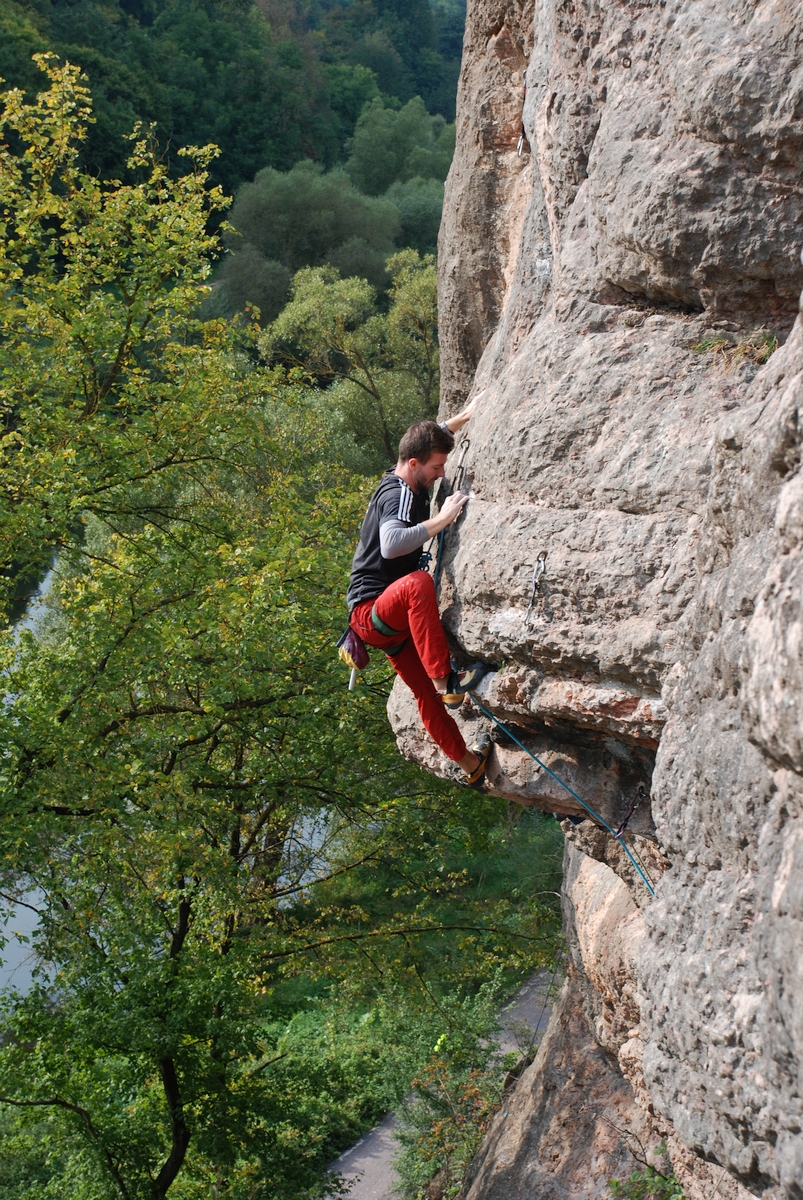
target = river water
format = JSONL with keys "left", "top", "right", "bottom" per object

{"left": 1, "top": 570, "right": 54, "bottom": 993}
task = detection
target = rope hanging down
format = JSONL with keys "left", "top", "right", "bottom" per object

{"left": 468, "top": 695, "right": 655, "bottom": 897}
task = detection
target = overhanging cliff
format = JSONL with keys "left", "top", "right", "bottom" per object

{"left": 387, "top": 1, "right": 803, "bottom": 1195}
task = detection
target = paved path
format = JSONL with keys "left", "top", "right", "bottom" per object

{"left": 330, "top": 1112, "right": 400, "bottom": 1199}
{"left": 329, "top": 967, "right": 558, "bottom": 1199}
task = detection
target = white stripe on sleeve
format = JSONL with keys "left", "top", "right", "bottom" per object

{"left": 397, "top": 482, "right": 413, "bottom": 522}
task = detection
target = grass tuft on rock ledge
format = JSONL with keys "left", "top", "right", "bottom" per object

{"left": 693, "top": 327, "right": 779, "bottom": 369}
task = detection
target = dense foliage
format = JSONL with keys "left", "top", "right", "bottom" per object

{"left": 0, "top": 61, "right": 562, "bottom": 1199}
{"left": 212, "top": 158, "right": 400, "bottom": 319}
{"left": 213, "top": 95, "right": 453, "bottom": 322}
{"left": 0, "top": 0, "right": 464, "bottom": 327}
{"left": 262, "top": 249, "right": 439, "bottom": 471}
{"left": 0, "top": 0, "right": 465, "bottom": 194}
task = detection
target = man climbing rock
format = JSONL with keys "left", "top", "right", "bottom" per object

{"left": 346, "top": 399, "right": 492, "bottom": 786}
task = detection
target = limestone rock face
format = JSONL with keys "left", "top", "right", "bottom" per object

{"left": 385, "top": 0, "right": 803, "bottom": 1194}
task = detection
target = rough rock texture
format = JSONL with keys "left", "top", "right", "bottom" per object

{"left": 459, "top": 845, "right": 755, "bottom": 1200}
{"left": 386, "top": 0, "right": 803, "bottom": 1194}
{"left": 641, "top": 288, "right": 803, "bottom": 1195}
{"left": 438, "top": 0, "right": 536, "bottom": 412}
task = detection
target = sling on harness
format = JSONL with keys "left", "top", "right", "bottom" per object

{"left": 368, "top": 605, "right": 407, "bottom": 656}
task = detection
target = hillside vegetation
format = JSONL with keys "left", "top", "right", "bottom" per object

{"left": 0, "top": 50, "right": 562, "bottom": 1200}
{"left": 0, "top": 0, "right": 464, "bottom": 190}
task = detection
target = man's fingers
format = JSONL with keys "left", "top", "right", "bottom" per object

{"left": 443, "top": 492, "right": 468, "bottom": 521}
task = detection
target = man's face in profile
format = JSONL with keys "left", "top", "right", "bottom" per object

{"left": 409, "top": 451, "right": 449, "bottom": 491}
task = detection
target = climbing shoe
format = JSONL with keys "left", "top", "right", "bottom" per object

{"left": 442, "top": 662, "right": 491, "bottom": 709}
{"left": 463, "top": 732, "right": 493, "bottom": 789}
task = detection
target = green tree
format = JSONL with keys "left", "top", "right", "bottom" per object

{"left": 316, "top": 0, "right": 461, "bottom": 120}
{"left": 0, "top": 0, "right": 464, "bottom": 193}
{"left": 0, "top": 1, "right": 362, "bottom": 191}
{"left": 213, "top": 112, "right": 450, "bottom": 324}
{"left": 0, "top": 55, "right": 243, "bottom": 585}
{"left": 387, "top": 176, "right": 444, "bottom": 256}
{"left": 345, "top": 95, "right": 455, "bottom": 196}
{"left": 262, "top": 250, "right": 439, "bottom": 470}
{"left": 213, "top": 158, "right": 400, "bottom": 320}
{"left": 0, "top": 59, "right": 556, "bottom": 1199}
{"left": 0, "top": 0, "right": 48, "bottom": 97}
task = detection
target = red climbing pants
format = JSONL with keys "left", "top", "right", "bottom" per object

{"left": 349, "top": 570, "right": 468, "bottom": 763}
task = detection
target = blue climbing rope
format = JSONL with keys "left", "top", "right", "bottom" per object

{"left": 469, "top": 696, "right": 655, "bottom": 897}
{"left": 433, "top": 528, "right": 446, "bottom": 590}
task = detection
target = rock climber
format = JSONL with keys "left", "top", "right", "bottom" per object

{"left": 346, "top": 398, "right": 493, "bottom": 787}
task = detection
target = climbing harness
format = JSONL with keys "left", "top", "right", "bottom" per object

{"left": 517, "top": 70, "right": 528, "bottom": 157}
{"left": 468, "top": 694, "right": 655, "bottom": 897}
{"left": 524, "top": 551, "right": 547, "bottom": 625}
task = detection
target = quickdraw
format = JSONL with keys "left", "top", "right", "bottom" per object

{"left": 517, "top": 70, "right": 528, "bottom": 156}
{"left": 431, "top": 437, "right": 471, "bottom": 589}
{"left": 452, "top": 436, "right": 471, "bottom": 492}
{"left": 469, "top": 695, "right": 655, "bottom": 897}
{"left": 524, "top": 551, "right": 547, "bottom": 624}
{"left": 614, "top": 783, "right": 648, "bottom": 839}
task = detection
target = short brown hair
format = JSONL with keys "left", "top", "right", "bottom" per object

{"left": 398, "top": 420, "right": 454, "bottom": 463}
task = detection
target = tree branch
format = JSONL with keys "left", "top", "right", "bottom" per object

{"left": 0, "top": 1095, "right": 132, "bottom": 1200}
{"left": 153, "top": 1058, "right": 191, "bottom": 1198}
{"left": 264, "top": 922, "right": 550, "bottom": 962}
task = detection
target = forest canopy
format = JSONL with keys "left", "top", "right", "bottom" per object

{"left": 0, "top": 0, "right": 465, "bottom": 327}
{"left": 212, "top": 115, "right": 450, "bottom": 325}
{"left": 0, "top": 0, "right": 466, "bottom": 193}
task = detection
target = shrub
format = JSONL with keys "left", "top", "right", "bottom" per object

{"left": 345, "top": 96, "right": 454, "bottom": 196}
{"left": 387, "top": 177, "right": 445, "bottom": 256}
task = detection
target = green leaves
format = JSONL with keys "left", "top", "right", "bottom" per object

{"left": 262, "top": 250, "right": 439, "bottom": 471}
{"left": 0, "top": 62, "right": 559, "bottom": 1200}
{"left": 0, "top": 57, "right": 249, "bottom": 594}
{"left": 344, "top": 96, "right": 454, "bottom": 197}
